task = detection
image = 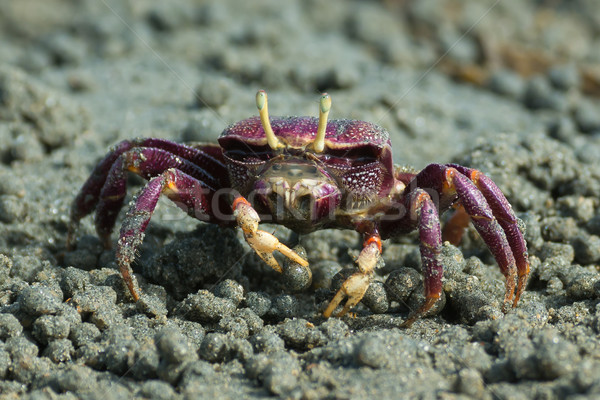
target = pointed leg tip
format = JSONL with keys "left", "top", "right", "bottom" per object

{"left": 512, "top": 267, "right": 530, "bottom": 308}
{"left": 401, "top": 295, "right": 440, "bottom": 327}
{"left": 502, "top": 293, "right": 515, "bottom": 314}
{"left": 501, "top": 268, "right": 518, "bottom": 312}
{"left": 124, "top": 274, "right": 141, "bottom": 302}
{"left": 512, "top": 281, "right": 528, "bottom": 308}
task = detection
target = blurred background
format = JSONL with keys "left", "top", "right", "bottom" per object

{"left": 1, "top": 0, "right": 599, "bottom": 168}
{"left": 1, "top": 1, "right": 600, "bottom": 399}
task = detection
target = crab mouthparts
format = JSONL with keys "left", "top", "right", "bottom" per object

{"left": 268, "top": 177, "right": 325, "bottom": 210}
{"left": 254, "top": 161, "right": 341, "bottom": 222}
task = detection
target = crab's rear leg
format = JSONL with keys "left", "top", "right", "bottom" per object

{"left": 116, "top": 168, "right": 219, "bottom": 300}
{"left": 68, "top": 140, "right": 135, "bottom": 247}
{"left": 417, "top": 165, "right": 526, "bottom": 311}
{"left": 446, "top": 168, "right": 517, "bottom": 307}
{"left": 232, "top": 197, "right": 308, "bottom": 273}
{"left": 68, "top": 139, "right": 226, "bottom": 248}
{"left": 449, "top": 165, "right": 530, "bottom": 306}
{"left": 323, "top": 234, "right": 382, "bottom": 318}
{"left": 88, "top": 147, "right": 221, "bottom": 249}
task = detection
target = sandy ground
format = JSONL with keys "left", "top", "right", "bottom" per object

{"left": 1, "top": 1, "right": 600, "bottom": 399}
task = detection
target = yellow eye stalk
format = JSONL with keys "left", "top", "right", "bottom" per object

{"left": 256, "top": 90, "right": 283, "bottom": 151}
{"left": 313, "top": 93, "right": 331, "bottom": 153}
{"left": 256, "top": 90, "right": 331, "bottom": 153}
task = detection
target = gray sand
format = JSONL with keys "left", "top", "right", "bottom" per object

{"left": 1, "top": 1, "right": 600, "bottom": 399}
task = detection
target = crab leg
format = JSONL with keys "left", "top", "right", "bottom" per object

{"left": 416, "top": 164, "right": 520, "bottom": 309}
{"left": 68, "top": 139, "right": 226, "bottom": 248}
{"left": 323, "top": 233, "right": 382, "bottom": 318}
{"left": 69, "top": 140, "right": 134, "bottom": 243}
{"left": 448, "top": 164, "right": 530, "bottom": 306}
{"left": 97, "top": 147, "right": 224, "bottom": 247}
{"left": 116, "top": 168, "right": 217, "bottom": 300}
{"left": 447, "top": 168, "right": 517, "bottom": 305}
{"left": 400, "top": 190, "right": 444, "bottom": 326}
{"left": 232, "top": 196, "right": 308, "bottom": 273}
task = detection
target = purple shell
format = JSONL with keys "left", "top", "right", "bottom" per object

{"left": 219, "top": 116, "right": 390, "bottom": 150}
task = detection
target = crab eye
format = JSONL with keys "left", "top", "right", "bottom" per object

{"left": 222, "top": 139, "right": 274, "bottom": 162}
{"left": 272, "top": 164, "right": 282, "bottom": 171}
{"left": 343, "top": 146, "right": 378, "bottom": 161}
{"left": 326, "top": 145, "right": 379, "bottom": 166}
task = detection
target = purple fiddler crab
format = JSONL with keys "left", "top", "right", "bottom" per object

{"left": 69, "top": 90, "right": 529, "bottom": 325}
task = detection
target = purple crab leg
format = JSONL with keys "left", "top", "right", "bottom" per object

{"left": 69, "top": 140, "right": 135, "bottom": 233}
{"left": 401, "top": 190, "right": 443, "bottom": 327}
{"left": 94, "top": 156, "right": 128, "bottom": 248}
{"left": 449, "top": 164, "right": 530, "bottom": 306}
{"left": 68, "top": 139, "right": 226, "bottom": 247}
{"left": 450, "top": 168, "right": 517, "bottom": 307}
{"left": 96, "top": 147, "right": 223, "bottom": 248}
{"left": 117, "top": 168, "right": 218, "bottom": 300}
{"left": 418, "top": 165, "right": 518, "bottom": 309}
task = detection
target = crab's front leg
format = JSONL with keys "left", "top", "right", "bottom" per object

{"left": 232, "top": 196, "right": 308, "bottom": 273}
{"left": 323, "top": 234, "right": 382, "bottom": 318}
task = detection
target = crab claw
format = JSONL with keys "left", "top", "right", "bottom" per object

{"left": 323, "top": 271, "right": 370, "bottom": 318}
{"left": 323, "top": 236, "right": 381, "bottom": 318}
{"left": 233, "top": 196, "right": 308, "bottom": 273}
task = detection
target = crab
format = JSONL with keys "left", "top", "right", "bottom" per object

{"left": 68, "top": 90, "right": 529, "bottom": 325}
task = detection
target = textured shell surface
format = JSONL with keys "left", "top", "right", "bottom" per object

{"left": 219, "top": 116, "right": 391, "bottom": 150}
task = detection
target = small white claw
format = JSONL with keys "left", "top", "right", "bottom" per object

{"left": 323, "top": 239, "right": 382, "bottom": 318}
{"left": 246, "top": 230, "right": 308, "bottom": 272}
{"left": 233, "top": 197, "right": 308, "bottom": 274}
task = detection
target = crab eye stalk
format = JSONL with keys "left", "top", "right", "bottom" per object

{"left": 312, "top": 93, "right": 331, "bottom": 153}
{"left": 256, "top": 90, "right": 283, "bottom": 150}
